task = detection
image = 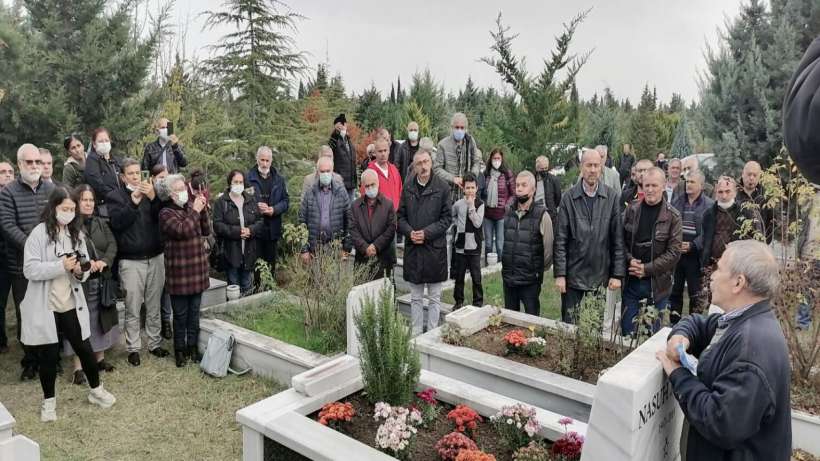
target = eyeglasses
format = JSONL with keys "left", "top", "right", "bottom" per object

{"left": 22, "top": 159, "right": 43, "bottom": 166}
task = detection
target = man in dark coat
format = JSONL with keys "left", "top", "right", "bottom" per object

{"left": 328, "top": 113, "right": 357, "bottom": 201}
{"left": 141, "top": 117, "right": 188, "bottom": 174}
{"left": 350, "top": 169, "right": 396, "bottom": 281}
{"left": 247, "top": 146, "right": 289, "bottom": 278}
{"left": 700, "top": 177, "right": 764, "bottom": 269}
{"left": 534, "top": 155, "right": 562, "bottom": 224}
{"left": 393, "top": 121, "right": 420, "bottom": 182}
{"left": 398, "top": 148, "right": 452, "bottom": 335}
{"left": 616, "top": 143, "right": 636, "bottom": 185}
{"left": 299, "top": 156, "right": 351, "bottom": 260}
{"left": 554, "top": 148, "right": 625, "bottom": 324}
{"left": 737, "top": 160, "right": 774, "bottom": 244}
{"left": 657, "top": 240, "right": 791, "bottom": 461}
{"left": 0, "top": 144, "right": 54, "bottom": 378}
{"left": 621, "top": 167, "right": 682, "bottom": 335}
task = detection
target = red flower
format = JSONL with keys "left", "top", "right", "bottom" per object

{"left": 447, "top": 405, "right": 483, "bottom": 434}
{"left": 435, "top": 432, "right": 479, "bottom": 461}
{"left": 550, "top": 431, "right": 584, "bottom": 460}
{"left": 504, "top": 330, "right": 528, "bottom": 348}
{"left": 317, "top": 402, "right": 355, "bottom": 426}
{"left": 455, "top": 449, "right": 497, "bottom": 461}
{"left": 417, "top": 387, "right": 438, "bottom": 405}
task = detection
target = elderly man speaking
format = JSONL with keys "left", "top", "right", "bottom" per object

{"left": 656, "top": 240, "right": 791, "bottom": 461}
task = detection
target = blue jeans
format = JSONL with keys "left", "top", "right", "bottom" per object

{"left": 621, "top": 276, "right": 670, "bottom": 336}
{"left": 483, "top": 217, "right": 505, "bottom": 258}
{"left": 170, "top": 293, "right": 202, "bottom": 351}
{"left": 226, "top": 267, "right": 254, "bottom": 296}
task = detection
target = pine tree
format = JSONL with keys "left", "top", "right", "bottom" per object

{"left": 408, "top": 69, "right": 447, "bottom": 137}
{"left": 396, "top": 76, "right": 404, "bottom": 103}
{"left": 202, "top": 0, "right": 306, "bottom": 110}
{"left": 670, "top": 113, "right": 694, "bottom": 157}
{"left": 389, "top": 84, "right": 396, "bottom": 104}
{"left": 630, "top": 85, "right": 658, "bottom": 159}
{"left": 297, "top": 80, "right": 306, "bottom": 99}
{"left": 355, "top": 84, "right": 385, "bottom": 133}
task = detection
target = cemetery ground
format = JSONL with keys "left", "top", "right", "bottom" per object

{"left": 0, "top": 306, "right": 283, "bottom": 461}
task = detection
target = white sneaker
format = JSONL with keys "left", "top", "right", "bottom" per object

{"left": 88, "top": 385, "right": 116, "bottom": 409}
{"left": 41, "top": 398, "right": 57, "bottom": 422}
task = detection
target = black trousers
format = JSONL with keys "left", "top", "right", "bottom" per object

{"left": 453, "top": 253, "right": 483, "bottom": 306}
{"left": 504, "top": 282, "right": 541, "bottom": 316}
{"left": 32, "top": 310, "right": 100, "bottom": 399}
{"left": 560, "top": 287, "right": 592, "bottom": 324}
{"left": 11, "top": 275, "right": 37, "bottom": 368}
{"left": 256, "top": 238, "right": 278, "bottom": 282}
{"left": 670, "top": 252, "right": 703, "bottom": 324}
{"left": 0, "top": 265, "right": 10, "bottom": 348}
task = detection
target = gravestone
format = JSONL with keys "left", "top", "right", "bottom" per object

{"left": 581, "top": 328, "right": 684, "bottom": 461}
{"left": 346, "top": 278, "right": 393, "bottom": 357}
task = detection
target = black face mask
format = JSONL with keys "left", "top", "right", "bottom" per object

{"left": 517, "top": 194, "right": 530, "bottom": 204}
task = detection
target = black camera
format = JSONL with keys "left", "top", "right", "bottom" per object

{"left": 59, "top": 251, "right": 92, "bottom": 272}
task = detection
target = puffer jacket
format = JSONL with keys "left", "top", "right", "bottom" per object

{"left": 553, "top": 181, "right": 626, "bottom": 290}
{"left": 0, "top": 178, "right": 55, "bottom": 275}
{"left": 299, "top": 180, "right": 352, "bottom": 253}
{"left": 622, "top": 198, "right": 683, "bottom": 301}
{"left": 329, "top": 131, "right": 357, "bottom": 190}
{"left": 397, "top": 176, "right": 452, "bottom": 284}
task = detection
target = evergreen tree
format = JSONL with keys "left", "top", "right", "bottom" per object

{"left": 202, "top": 0, "right": 306, "bottom": 113}
{"left": 396, "top": 76, "right": 404, "bottom": 103}
{"left": 630, "top": 85, "right": 658, "bottom": 159}
{"left": 389, "top": 84, "right": 396, "bottom": 104}
{"left": 670, "top": 113, "right": 694, "bottom": 157}
{"left": 297, "top": 80, "right": 306, "bottom": 99}
{"left": 481, "top": 10, "right": 590, "bottom": 168}
{"left": 408, "top": 69, "right": 447, "bottom": 137}
{"left": 355, "top": 84, "right": 385, "bottom": 133}
{"left": 699, "top": 0, "right": 803, "bottom": 174}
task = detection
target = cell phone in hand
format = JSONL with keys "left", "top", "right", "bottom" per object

{"left": 167, "top": 121, "right": 174, "bottom": 136}
{"left": 141, "top": 170, "right": 150, "bottom": 182}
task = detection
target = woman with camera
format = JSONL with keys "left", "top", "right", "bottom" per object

{"left": 63, "top": 185, "right": 119, "bottom": 385}
{"left": 20, "top": 186, "right": 116, "bottom": 422}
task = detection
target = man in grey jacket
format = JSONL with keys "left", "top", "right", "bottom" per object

{"left": 434, "top": 112, "right": 483, "bottom": 204}
{"left": 0, "top": 144, "right": 55, "bottom": 379}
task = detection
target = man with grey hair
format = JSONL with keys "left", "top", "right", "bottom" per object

{"left": 350, "top": 169, "right": 396, "bottom": 281}
{"left": 595, "top": 145, "right": 621, "bottom": 193}
{"left": 0, "top": 144, "right": 54, "bottom": 376}
{"left": 299, "top": 156, "right": 351, "bottom": 263}
{"left": 534, "top": 155, "right": 562, "bottom": 223}
{"left": 38, "top": 148, "right": 57, "bottom": 185}
{"left": 621, "top": 167, "right": 682, "bottom": 335}
{"left": 737, "top": 160, "right": 773, "bottom": 243}
{"left": 107, "top": 158, "right": 167, "bottom": 366}
{"left": 302, "top": 145, "right": 342, "bottom": 198}
{"left": 666, "top": 158, "right": 683, "bottom": 203}
{"left": 435, "top": 112, "right": 483, "bottom": 203}
{"left": 682, "top": 156, "right": 714, "bottom": 197}
{"left": 501, "top": 171, "right": 553, "bottom": 315}
{"left": 247, "top": 145, "right": 289, "bottom": 279}
{"left": 657, "top": 240, "right": 791, "bottom": 461}
{"left": 554, "top": 148, "right": 625, "bottom": 323}
{"left": 700, "top": 176, "right": 763, "bottom": 270}
{"left": 398, "top": 147, "right": 452, "bottom": 335}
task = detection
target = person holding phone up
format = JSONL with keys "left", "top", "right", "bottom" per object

{"left": 142, "top": 117, "right": 187, "bottom": 174}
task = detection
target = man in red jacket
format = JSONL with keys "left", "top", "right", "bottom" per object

{"left": 361, "top": 137, "right": 402, "bottom": 211}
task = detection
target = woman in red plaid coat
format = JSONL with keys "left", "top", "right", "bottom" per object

{"left": 157, "top": 174, "right": 210, "bottom": 367}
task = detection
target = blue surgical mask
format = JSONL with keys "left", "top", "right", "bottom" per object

{"left": 365, "top": 187, "right": 378, "bottom": 199}
{"left": 319, "top": 172, "right": 332, "bottom": 186}
{"left": 453, "top": 129, "right": 465, "bottom": 142}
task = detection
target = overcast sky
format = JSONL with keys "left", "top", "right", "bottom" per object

{"left": 162, "top": 0, "right": 744, "bottom": 103}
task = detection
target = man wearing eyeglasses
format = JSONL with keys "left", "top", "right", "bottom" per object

{"left": 0, "top": 161, "right": 15, "bottom": 354}
{"left": 0, "top": 144, "right": 55, "bottom": 379}
{"left": 700, "top": 176, "right": 764, "bottom": 270}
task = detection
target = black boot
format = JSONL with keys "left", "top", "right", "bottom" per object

{"left": 161, "top": 319, "right": 173, "bottom": 340}
{"left": 187, "top": 345, "right": 202, "bottom": 363}
{"left": 174, "top": 350, "right": 187, "bottom": 368}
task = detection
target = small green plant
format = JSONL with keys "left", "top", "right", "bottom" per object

{"left": 440, "top": 323, "right": 467, "bottom": 346}
{"left": 355, "top": 282, "right": 421, "bottom": 406}
{"left": 488, "top": 307, "right": 504, "bottom": 329}
{"left": 254, "top": 259, "right": 277, "bottom": 293}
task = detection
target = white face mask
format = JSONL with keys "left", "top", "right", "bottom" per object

{"left": 230, "top": 184, "right": 244, "bottom": 195}
{"left": 95, "top": 142, "right": 111, "bottom": 156}
{"left": 717, "top": 199, "right": 735, "bottom": 210}
{"left": 56, "top": 211, "right": 75, "bottom": 225}
{"left": 174, "top": 190, "right": 189, "bottom": 207}
{"left": 407, "top": 130, "right": 419, "bottom": 141}
{"left": 492, "top": 159, "right": 502, "bottom": 170}
{"left": 158, "top": 128, "right": 169, "bottom": 141}
{"left": 126, "top": 183, "right": 136, "bottom": 192}
{"left": 339, "top": 129, "right": 347, "bottom": 138}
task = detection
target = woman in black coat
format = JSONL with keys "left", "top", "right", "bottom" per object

{"left": 212, "top": 170, "right": 263, "bottom": 295}
{"left": 83, "top": 127, "right": 121, "bottom": 218}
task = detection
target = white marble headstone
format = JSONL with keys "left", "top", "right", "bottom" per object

{"left": 345, "top": 278, "right": 394, "bottom": 357}
{"left": 581, "top": 328, "right": 684, "bottom": 461}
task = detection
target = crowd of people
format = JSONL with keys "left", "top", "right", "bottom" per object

{"left": 0, "top": 110, "right": 781, "bottom": 425}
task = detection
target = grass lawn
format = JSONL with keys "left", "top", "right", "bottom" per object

{"left": 214, "top": 295, "right": 345, "bottom": 356}
{"left": 442, "top": 272, "right": 562, "bottom": 320}
{"left": 0, "top": 306, "right": 283, "bottom": 461}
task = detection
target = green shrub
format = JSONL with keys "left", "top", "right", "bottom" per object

{"left": 355, "top": 282, "right": 421, "bottom": 406}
